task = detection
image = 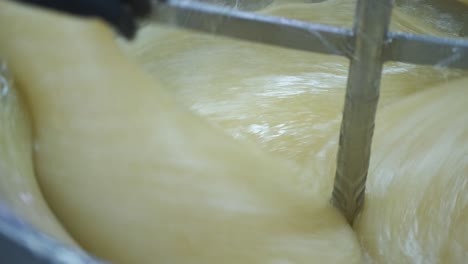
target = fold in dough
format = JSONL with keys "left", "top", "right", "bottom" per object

{"left": 0, "top": 64, "right": 76, "bottom": 246}
{"left": 0, "top": 1, "right": 361, "bottom": 263}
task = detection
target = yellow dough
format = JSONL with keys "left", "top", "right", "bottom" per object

{"left": 0, "top": 64, "right": 76, "bottom": 246}
{"left": 120, "top": 0, "right": 467, "bottom": 263}
{"left": 0, "top": 1, "right": 361, "bottom": 263}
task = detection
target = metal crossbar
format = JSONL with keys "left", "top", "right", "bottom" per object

{"left": 151, "top": 0, "right": 468, "bottom": 69}
{"left": 150, "top": 0, "right": 468, "bottom": 224}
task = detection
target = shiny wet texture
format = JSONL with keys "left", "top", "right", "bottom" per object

{"left": 120, "top": 0, "right": 468, "bottom": 263}
{"left": 0, "top": 0, "right": 466, "bottom": 263}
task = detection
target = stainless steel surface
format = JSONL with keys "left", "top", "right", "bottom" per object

{"left": 150, "top": 0, "right": 354, "bottom": 58}
{"left": 384, "top": 32, "right": 468, "bottom": 68}
{"left": 196, "top": 0, "right": 276, "bottom": 11}
{"left": 151, "top": 0, "right": 468, "bottom": 69}
{"left": 0, "top": 204, "right": 104, "bottom": 264}
{"left": 331, "top": 0, "right": 392, "bottom": 225}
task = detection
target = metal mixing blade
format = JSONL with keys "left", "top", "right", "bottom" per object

{"left": 331, "top": 0, "right": 392, "bottom": 225}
